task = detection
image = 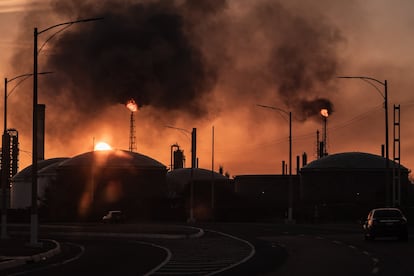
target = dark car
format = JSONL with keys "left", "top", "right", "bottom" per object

{"left": 363, "top": 208, "right": 408, "bottom": 241}
{"left": 102, "top": 210, "right": 125, "bottom": 223}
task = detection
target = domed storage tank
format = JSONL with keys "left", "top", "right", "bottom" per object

{"left": 51, "top": 150, "right": 167, "bottom": 220}
{"left": 300, "top": 152, "right": 410, "bottom": 220}
{"left": 11, "top": 158, "right": 69, "bottom": 209}
{"left": 166, "top": 168, "right": 234, "bottom": 220}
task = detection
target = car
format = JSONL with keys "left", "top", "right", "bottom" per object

{"left": 363, "top": 207, "right": 408, "bottom": 241}
{"left": 102, "top": 210, "right": 125, "bottom": 223}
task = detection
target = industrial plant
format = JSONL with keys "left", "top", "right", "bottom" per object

{"left": 1, "top": 103, "right": 414, "bottom": 223}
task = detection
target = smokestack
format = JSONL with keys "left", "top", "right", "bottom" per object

{"left": 126, "top": 99, "right": 138, "bottom": 152}
{"left": 316, "top": 130, "right": 320, "bottom": 159}
{"left": 321, "top": 109, "right": 328, "bottom": 156}
{"left": 319, "top": 141, "right": 324, "bottom": 159}
{"left": 37, "top": 104, "right": 45, "bottom": 161}
{"left": 302, "top": 152, "right": 307, "bottom": 166}
{"left": 191, "top": 128, "right": 197, "bottom": 168}
{"left": 296, "top": 155, "right": 300, "bottom": 174}
{"left": 282, "top": 160, "right": 285, "bottom": 175}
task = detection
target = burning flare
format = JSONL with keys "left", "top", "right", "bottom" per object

{"left": 320, "top": 109, "right": 329, "bottom": 118}
{"left": 126, "top": 99, "right": 138, "bottom": 112}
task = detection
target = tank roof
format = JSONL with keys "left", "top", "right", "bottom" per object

{"left": 12, "top": 158, "right": 69, "bottom": 180}
{"left": 302, "top": 152, "right": 408, "bottom": 171}
{"left": 58, "top": 150, "right": 166, "bottom": 169}
{"left": 167, "top": 168, "right": 228, "bottom": 183}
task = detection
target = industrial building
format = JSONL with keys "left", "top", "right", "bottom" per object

{"left": 11, "top": 157, "right": 68, "bottom": 209}
{"left": 299, "top": 152, "right": 411, "bottom": 221}
{"left": 11, "top": 150, "right": 168, "bottom": 221}
{"left": 233, "top": 174, "right": 300, "bottom": 221}
{"left": 9, "top": 148, "right": 414, "bottom": 222}
{"left": 233, "top": 152, "right": 412, "bottom": 222}
{"left": 166, "top": 168, "right": 233, "bottom": 220}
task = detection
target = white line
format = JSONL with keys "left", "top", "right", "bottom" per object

{"left": 363, "top": 251, "right": 370, "bottom": 256}
{"left": 204, "top": 229, "right": 256, "bottom": 276}
{"left": 348, "top": 245, "right": 357, "bottom": 250}
{"left": 332, "top": 240, "right": 342, "bottom": 245}
{"left": 372, "top": 257, "right": 379, "bottom": 263}
{"left": 136, "top": 241, "right": 172, "bottom": 276}
{"left": 61, "top": 243, "right": 85, "bottom": 265}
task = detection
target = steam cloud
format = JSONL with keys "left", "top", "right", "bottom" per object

{"left": 17, "top": 0, "right": 343, "bottom": 122}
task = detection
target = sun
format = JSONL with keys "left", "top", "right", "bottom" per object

{"left": 94, "top": 142, "right": 112, "bottom": 151}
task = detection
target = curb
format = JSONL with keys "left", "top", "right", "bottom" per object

{"left": 0, "top": 225, "right": 204, "bottom": 271}
{"left": 0, "top": 239, "right": 61, "bottom": 271}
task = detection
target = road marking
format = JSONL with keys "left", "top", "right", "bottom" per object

{"left": 204, "top": 229, "right": 255, "bottom": 276}
{"left": 133, "top": 241, "right": 172, "bottom": 276}
{"left": 61, "top": 243, "right": 85, "bottom": 265}
{"left": 7, "top": 242, "right": 85, "bottom": 276}
{"left": 311, "top": 235, "right": 380, "bottom": 275}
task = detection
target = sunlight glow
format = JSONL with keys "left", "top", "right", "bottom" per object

{"left": 94, "top": 142, "right": 112, "bottom": 151}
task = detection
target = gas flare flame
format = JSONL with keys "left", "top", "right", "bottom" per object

{"left": 126, "top": 99, "right": 138, "bottom": 112}
{"left": 320, "top": 109, "right": 329, "bottom": 118}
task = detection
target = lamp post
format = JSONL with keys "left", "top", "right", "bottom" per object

{"left": 1, "top": 72, "right": 52, "bottom": 240}
{"left": 257, "top": 104, "right": 293, "bottom": 223}
{"left": 32, "top": 17, "right": 103, "bottom": 246}
{"left": 166, "top": 125, "right": 197, "bottom": 222}
{"left": 337, "top": 76, "right": 389, "bottom": 206}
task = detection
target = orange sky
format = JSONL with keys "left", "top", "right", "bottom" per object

{"left": 1, "top": 0, "right": 414, "bottom": 178}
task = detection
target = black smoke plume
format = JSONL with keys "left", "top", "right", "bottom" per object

{"left": 43, "top": 0, "right": 218, "bottom": 117}
{"left": 15, "top": 0, "right": 343, "bottom": 123}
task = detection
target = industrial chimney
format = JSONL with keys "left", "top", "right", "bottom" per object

{"left": 126, "top": 99, "right": 138, "bottom": 152}
{"left": 320, "top": 109, "right": 329, "bottom": 157}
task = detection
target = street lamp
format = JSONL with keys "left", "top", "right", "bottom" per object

{"left": 1, "top": 72, "right": 52, "bottom": 240}
{"left": 166, "top": 125, "right": 197, "bottom": 222}
{"left": 32, "top": 17, "right": 103, "bottom": 246}
{"left": 257, "top": 104, "right": 294, "bottom": 223}
{"left": 337, "top": 76, "right": 389, "bottom": 206}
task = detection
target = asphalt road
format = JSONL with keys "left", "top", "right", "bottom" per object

{"left": 4, "top": 237, "right": 167, "bottom": 276}
{"left": 204, "top": 222, "right": 414, "bottom": 276}
{"left": 3, "top": 222, "right": 413, "bottom": 275}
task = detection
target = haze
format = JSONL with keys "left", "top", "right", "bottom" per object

{"left": 1, "top": 0, "right": 414, "bottom": 178}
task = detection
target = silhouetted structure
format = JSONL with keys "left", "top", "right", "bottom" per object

{"left": 9, "top": 149, "right": 414, "bottom": 223}
{"left": 126, "top": 99, "right": 138, "bottom": 152}
{"left": 170, "top": 144, "right": 185, "bottom": 170}
{"left": 0, "top": 129, "right": 19, "bottom": 209}
{"left": 300, "top": 152, "right": 410, "bottom": 221}
{"left": 234, "top": 175, "right": 300, "bottom": 221}
{"left": 166, "top": 168, "right": 233, "bottom": 220}
{"left": 11, "top": 158, "right": 68, "bottom": 210}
